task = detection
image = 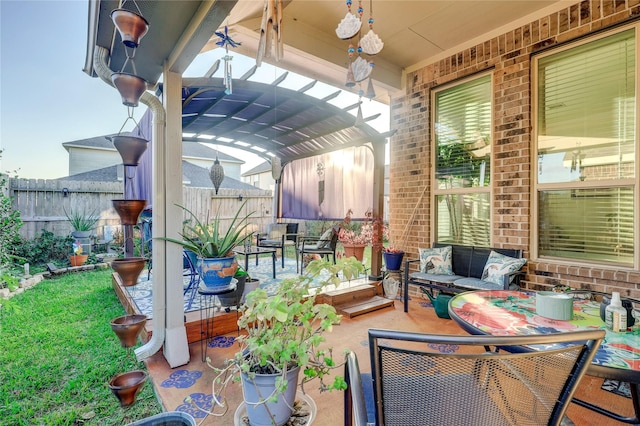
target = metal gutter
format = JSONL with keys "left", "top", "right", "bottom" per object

{"left": 93, "top": 45, "right": 166, "bottom": 361}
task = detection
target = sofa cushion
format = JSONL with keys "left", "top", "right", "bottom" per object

{"left": 481, "top": 251, "right": 527, "bottom": 286}
{"left": 410, "top": 272, "right": 465, "bottom": 284}
{"left": 419, "top": 246, "right": 453, "bottom": 275}
{"left": 453, "top": 277, "right": 504, "bottom": 291}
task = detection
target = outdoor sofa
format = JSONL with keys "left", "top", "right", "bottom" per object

{"left": 403, "top": 242, "right": 526, "bottom": 312}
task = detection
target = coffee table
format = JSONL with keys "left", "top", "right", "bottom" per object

{"left": 233, "top": 246, "right": 277, "bottom": 279}
{"left": 448, "top": 290, "right": 640, "bottom": 424}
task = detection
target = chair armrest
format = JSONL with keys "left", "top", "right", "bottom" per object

{"left": 501, "top": 269, "right": 526, "bottom": 289}
{"left": 344, "top": 351, "right": 372, "bottom": 426}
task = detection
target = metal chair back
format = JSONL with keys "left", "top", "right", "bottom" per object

{"left": 345, "top": 328, "right": 605, "bottom": 426}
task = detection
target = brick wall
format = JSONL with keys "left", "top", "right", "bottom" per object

{"left": 390, "top": 0, "right": 640, "bottom": 299}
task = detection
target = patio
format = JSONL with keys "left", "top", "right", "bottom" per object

{"left": 116, "top": 276, "right": 631, "bottom": 425}
{"left": 109, "top": 260, "right": 633, "bottom": 425}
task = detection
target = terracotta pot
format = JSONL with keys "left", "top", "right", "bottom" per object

{"left": 111, "top": 257, "right": 146, "bottom": 287}
{"left": 108, "top": 370, "right": 147, "bottom": 406}
{"left": 69, "top": 255, "right": 88, "bottom": 267}
{"left": 342, "top": 243, "right": 366, "bottom": 261}
{"left": 112, "top": 199, "right": 146, "bottom": 225}
{"left": 110, "top": 314, "right": 147, "bottom": 347}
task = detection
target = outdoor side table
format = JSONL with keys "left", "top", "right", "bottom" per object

{"left": 198, "top": 281, "right": 236, "bottom": 362}
{"left": 233, "top": 246, "right": 277, "bottom": 279}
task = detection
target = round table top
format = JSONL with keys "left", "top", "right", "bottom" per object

{"left": 449, "top": 290, "right": 640, "bottom": 382}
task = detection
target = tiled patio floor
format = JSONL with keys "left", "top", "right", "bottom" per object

{"left": 141, "top": 295, "right": 634, "bottom": 425}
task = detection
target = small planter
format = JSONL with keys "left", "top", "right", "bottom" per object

{"left": 241, "top": 278, "right": 260, "bottom": 304}
{"left": 110, "top": 314, "right": 147, "bottom": 347}
{"left": 71, "top": 230, "right": 92, "bottom": 239}
{"left": 198, "top": 256, "right": 238, "bottom": 288}
{"left": 342, "top": 243, "right": 366, "bottom": 261}
{"left": 69, "top": 255, "right": 88, "bottom": 267}
{"left": 383, "top": 251, "right": 405, "bottom": 271}
{"left": 218, "top": 274, "right": 246, "bottom": 309}
{"left": 128, "top": 411, "right": 196, "bottom": 426}
{"left": 111, "top": 257, "right": 146, "bottom": 287}
{"left": 108, "top": 370, "right": 147, "bottom": 406}
{"left": 241, "top": 366, "right": 301, "bottom": 426}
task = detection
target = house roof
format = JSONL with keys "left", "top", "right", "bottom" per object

{"left": 58, "top": 160, "right": 255, "bottom": 190}
{"left": 242, "top": 161, "right": 271, "bottom": 177}
{"left": 62, "top": 135, "right": 243, "bottom": 163}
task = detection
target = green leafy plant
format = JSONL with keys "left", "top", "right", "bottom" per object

{"left": 64, "top": 208, "right": 100, "bottom": 232}
{"left": 13, "top": 231, "right": 73, "bottom": 267}
{"left": 0, "top": 151, "right": 22, "bottom": 275}
{"left": 161, "top": 202, "right": 254, "bottom": 258}
{"left": 204, "top": 257, "right": 364, "bottom": 415}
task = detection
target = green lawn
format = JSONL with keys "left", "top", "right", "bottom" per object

{"left": 0, "top": 268, "right": 163, "bottom": 425}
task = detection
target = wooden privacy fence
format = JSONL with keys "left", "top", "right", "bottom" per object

{"left": 10, "top": 179, "right": 124, "bottom": 240}
{"left": 10, "top": 178, "right": 275, "bottom": 241}
{"left": 181, "top": 187, "right": 274, "bottom": 236}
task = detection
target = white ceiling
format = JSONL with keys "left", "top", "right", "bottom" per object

{"left": 212, "top": 0, "right": 570, "bottom": 102}
{"left": 88, "top": 0, "right": 573, "bottom": 105}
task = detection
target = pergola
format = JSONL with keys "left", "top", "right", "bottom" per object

{"left": 84, "top": 0, "right": 567, "bottom": 367}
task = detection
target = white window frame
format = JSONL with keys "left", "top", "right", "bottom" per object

{"left": 431, "top": 72, "right": 493, "bottom": 246}
{"left": 532, "top": 24, "right": 639, "bottom": 268}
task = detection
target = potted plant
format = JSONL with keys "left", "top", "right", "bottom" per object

{"left": 202, "top": 257, "right": 364, "bottom": 426}
{"left": 161, "top": 202, "right": 253, "bottom": 288}
{"left": 382, "top": 245, "right": 404, "bottom": 271}
{"left": 338, "top": 209, "right": 388, "bottom": 262}
{"left": 217, "top": 265, "right": 256, "bottom": 311}
{"left": 338, "top": 209, "right": 372, "bottom": 261}
{"left": 64, "top": 208, "right": 100, "bottom": 238}
{"left": 69, "top": 240, "right": 88, "bottom": 266}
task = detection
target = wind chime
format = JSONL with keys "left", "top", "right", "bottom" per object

{"left": 208, "top": 26, "right": 242, "bottom": 194}
{"left": 215, "top": 26, "right": 242, "bottom": 95}
{"left": 336, "top": 0, "right": 383, "bottom": 124}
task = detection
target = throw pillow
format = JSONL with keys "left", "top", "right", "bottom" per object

{"left": 481, "top": 251, "right": 527, "bottom": 286}
{"left": 418, "top": 246, "right": 453, "bottom": 275}
{"left": 267, "top": 223, "right": 287, "bottom": 240}
{"left": 315, "top": 227, "right": 335, "bottom": 249}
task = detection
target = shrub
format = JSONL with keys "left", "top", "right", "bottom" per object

{"left": 13, "top": 231, "right": 73, "bottom": 268}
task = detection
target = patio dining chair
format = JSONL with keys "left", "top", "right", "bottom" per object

{"left": 344, "top": 328, "right": 605, "bottom": 426}
{"left": 256, "top": 222, "right": 299, "bottom": 268}
{"left": 296, "top": 226, "right": 340, "bottom": 274}
{"left": 182, "top": 249, "right": 200, "bottom": 310}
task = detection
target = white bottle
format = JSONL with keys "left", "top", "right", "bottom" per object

{"left": 605, "top": 292, "right": 628, "bottom": 332}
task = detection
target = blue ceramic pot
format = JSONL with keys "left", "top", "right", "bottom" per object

{"left": 383, "top": 251, "right": 405, "bottom": 271}
{"left": 197, "top": 256, "right": 238, "bottom": 288}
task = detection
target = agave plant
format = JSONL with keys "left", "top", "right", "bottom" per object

{"left": 162, "top": 202, "right": 253, "bottom": 258}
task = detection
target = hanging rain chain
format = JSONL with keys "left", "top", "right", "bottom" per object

{"left": 215, "top": 26, "right": 242, "bottom": 95}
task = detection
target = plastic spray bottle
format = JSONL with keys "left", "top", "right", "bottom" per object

{"left": 605, "top": 292, "right": 628, "bottom": 332}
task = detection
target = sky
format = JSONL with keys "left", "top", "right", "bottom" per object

{"left": 0, "top": 0, "right": 389, "bottom": 180}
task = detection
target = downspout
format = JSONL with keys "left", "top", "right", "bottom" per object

{"left": 93, "top": 46, "right": 166, "bottom": 361}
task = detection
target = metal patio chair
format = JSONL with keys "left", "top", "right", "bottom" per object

{"left": 344, "top": 328, "right": 605, "bottom": 426}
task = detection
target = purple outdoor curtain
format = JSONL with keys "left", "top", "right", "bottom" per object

{"left": 126, "top": 108, "right": 153, "bottom": 209}
{"left": 281, "top": 146, "right": 374, "bottom": 220}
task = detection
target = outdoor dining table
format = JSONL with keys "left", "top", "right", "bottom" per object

{"left": 448, "top": 290, "right": 640, "bottom": 424}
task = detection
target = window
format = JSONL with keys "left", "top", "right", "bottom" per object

{"left": 433, "top": 74, "right": 492, "bottom": 245}
{"left": 534, "top": 28, "right": 636, "bottom": 266}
